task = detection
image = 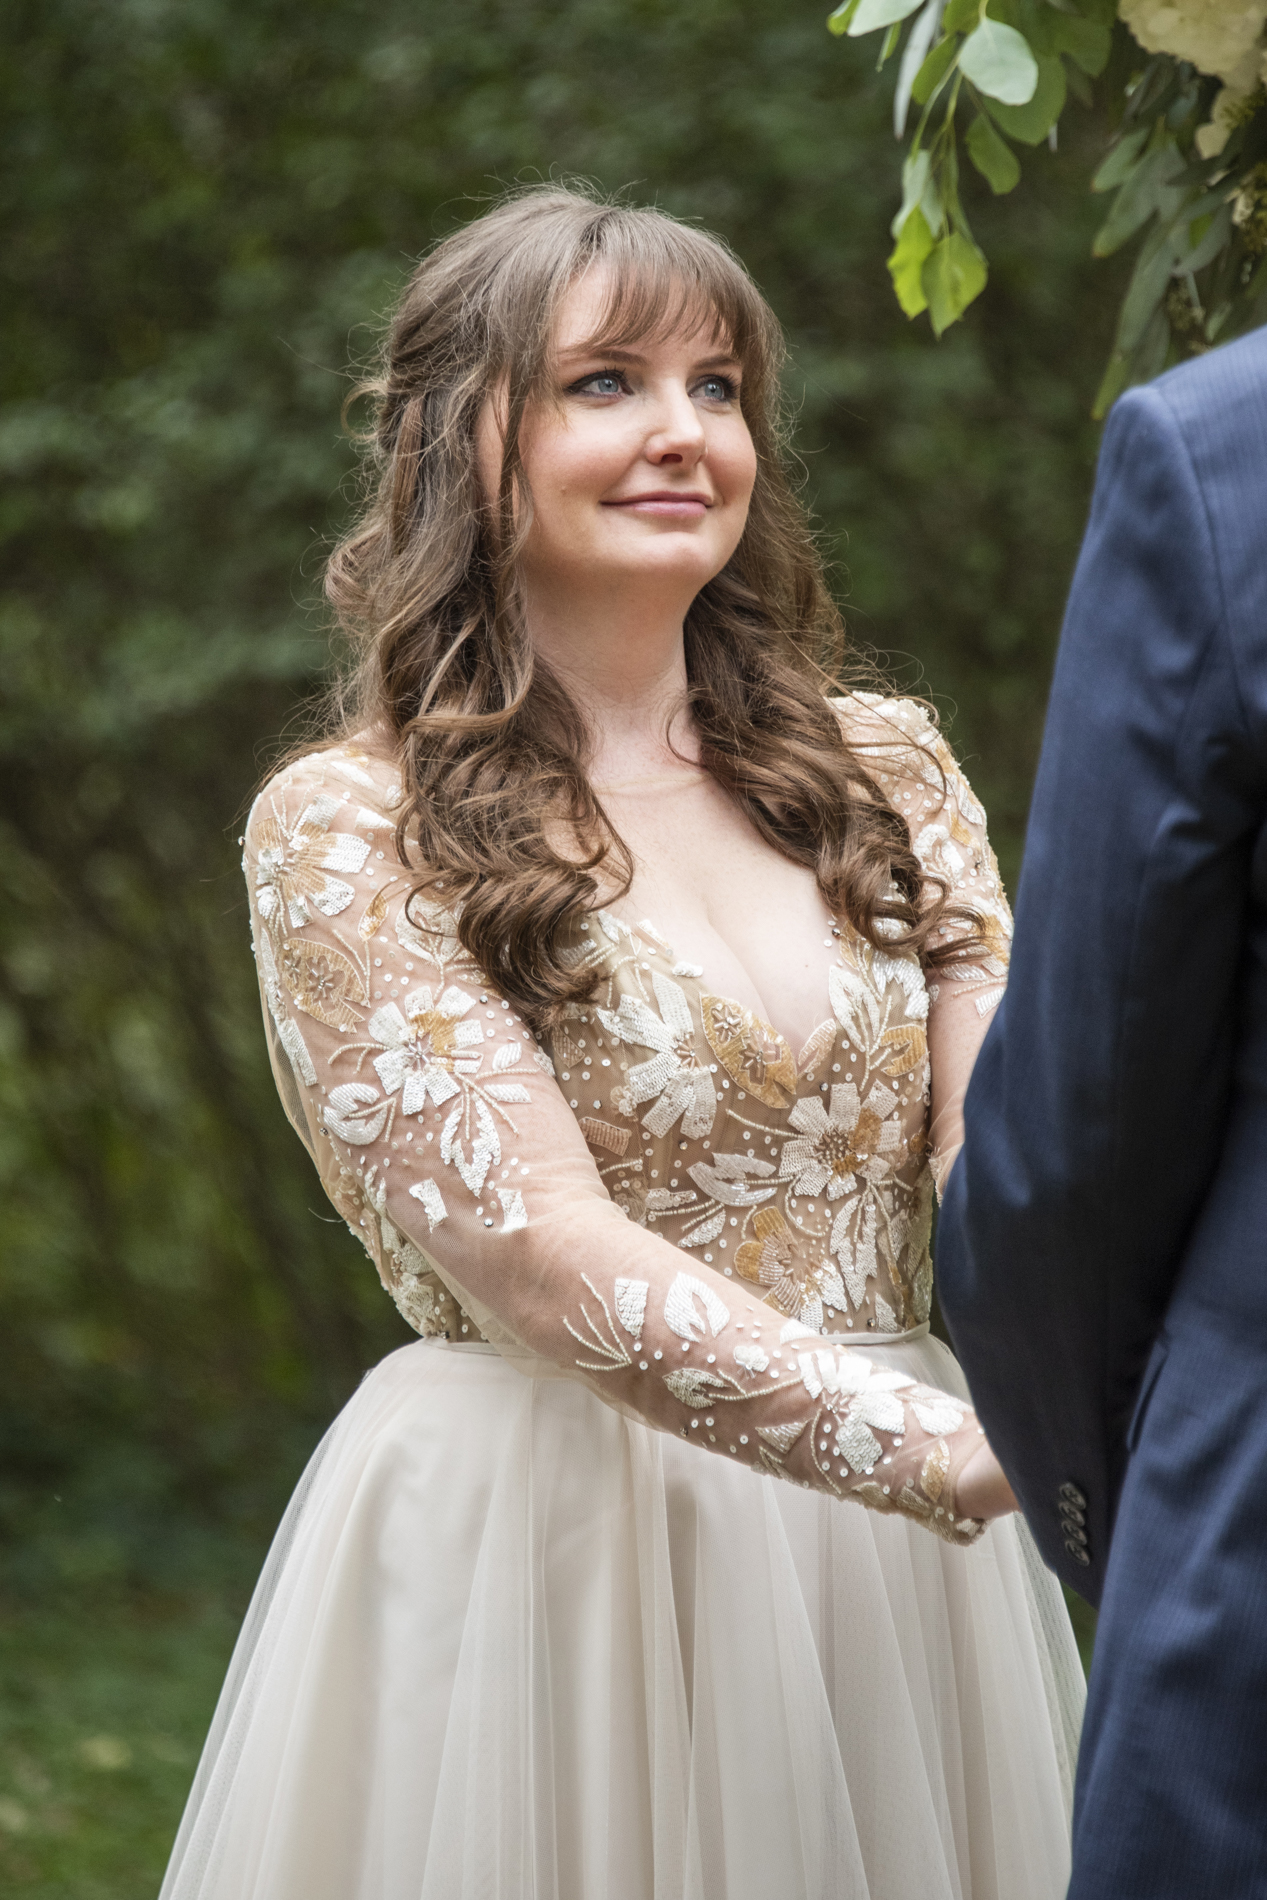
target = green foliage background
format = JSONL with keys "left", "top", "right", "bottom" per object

{"left": 1, "top": 0, "right": 1112, "bottom": 1884}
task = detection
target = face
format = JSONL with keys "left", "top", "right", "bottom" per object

{"left": 478, "top": 267, "right": 758, "bottom": 610}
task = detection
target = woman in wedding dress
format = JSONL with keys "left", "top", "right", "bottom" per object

{"left": 160, "top": 185, "right": 1084, "bottom": 1900}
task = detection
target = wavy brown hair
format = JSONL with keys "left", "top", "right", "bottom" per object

{"left": 324, "top": 183, "right": 974, "bottom": 1027}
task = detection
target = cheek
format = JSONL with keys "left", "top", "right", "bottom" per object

{"left": 522, "top": 409, "right": 637, "bottom": 515}
{"left": 717, "top": 425, "right": 758, "bottom": 504}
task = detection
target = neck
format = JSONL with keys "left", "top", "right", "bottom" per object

{"left": 524, "top": 574, "right": 699, "bottom": 780}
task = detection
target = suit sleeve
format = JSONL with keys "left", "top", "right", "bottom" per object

{"left": 936, "top": 381, "right": 1265, "bottom": 1599}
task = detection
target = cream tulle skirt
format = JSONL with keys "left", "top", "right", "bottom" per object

{"left": 159, "top": 1333, "right": 1083, "bottom": 1900}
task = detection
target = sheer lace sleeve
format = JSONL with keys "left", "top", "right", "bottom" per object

{"left": 243, "top": 744, "right": 991, "bottom": 1545}
{"left": 843, "top": 695, "right": 1012, "bottom": 1197}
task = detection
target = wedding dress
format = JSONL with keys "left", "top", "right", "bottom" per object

{"left": 159, "top": 695, "right": 1084, "bottom": 1900}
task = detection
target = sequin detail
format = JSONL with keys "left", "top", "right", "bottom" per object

{"left": 243, "top": 697, "right": 1008, "bottom": 1546}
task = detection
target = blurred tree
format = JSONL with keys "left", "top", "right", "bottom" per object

{"left": 0, "top": 0, "right": 1126, "bottom": 1588}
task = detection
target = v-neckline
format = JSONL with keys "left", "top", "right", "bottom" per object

{"left": 596, "top": 904, "right": 844, "bottom": 1069}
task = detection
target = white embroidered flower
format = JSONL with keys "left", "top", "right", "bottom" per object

{"left": 599, "top": 972, "right": 717, "bottom": 1139}
{"left": 252, "top": 792, "right": 370, "bottom": 930}
{"left": 396, "top": 893, "right": 463, "bottom": 966}
{"left": 369, "top": 985, "right": 483, "bottom": 1112}
{"left": 798, "top": 1349, "right": 915, "bottom": 1475}
{"left": 913, "top": 817, "right": 968, "bottom": 888}
{"left": 778, "top": 1081, "right": 903, "bottom": 1201}
{"left": 912, "top": 1393, "right": 966, "bottom": 1436}
{"left": 734, "top": 1207, "right": 849, "bottom": 1332}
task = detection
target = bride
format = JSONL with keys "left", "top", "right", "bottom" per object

{"left": 161, "top": 184, "right": 1084, "bottom": 1899}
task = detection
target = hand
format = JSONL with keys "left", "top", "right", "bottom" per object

{"left": 954, "top": 1438, "right": 1019, "bottom": 1521}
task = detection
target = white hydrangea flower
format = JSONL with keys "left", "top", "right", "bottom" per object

{"left": 1119, "top": 0, "right": 1267, "bottom": 154}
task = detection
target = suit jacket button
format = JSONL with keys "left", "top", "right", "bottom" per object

{"left": 1067, "top": 1544, "right": 1091, "bottom": 1566}
{"left": 1063, "top": 1525, "right": 1088, "bottom": 1547}
{"left": 1059, "top": 1503, "right": 1086, "bottom": 1527}
{"left": 1059, "top": 1482, "right": 1087, "bottom": 1509}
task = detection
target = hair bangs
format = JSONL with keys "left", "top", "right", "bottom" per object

{"left": 319, "top": 183, "right": 984, "bottom": 1027}
{"left": 568, "top": 213, "right": 770, "bottom": 380}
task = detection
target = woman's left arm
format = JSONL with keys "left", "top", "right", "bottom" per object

{"left": 857, "top": 699, "right": 1019, "bottom": 1517}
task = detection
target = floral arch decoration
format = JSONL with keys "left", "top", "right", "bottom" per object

{"left": 831, "top": 0, "right": 1267, "bottom": 410}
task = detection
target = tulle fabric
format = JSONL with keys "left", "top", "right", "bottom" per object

{"left": 160, "top": 1332, "right": 1082, "bottom": 1900}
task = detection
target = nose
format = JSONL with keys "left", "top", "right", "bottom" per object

{"left": 644, "top": 381, "right": 706, "bottom": 468}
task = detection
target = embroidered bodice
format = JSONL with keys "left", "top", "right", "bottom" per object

{"left": 243, "top": 695, "right": 1011, "bottom": 1545}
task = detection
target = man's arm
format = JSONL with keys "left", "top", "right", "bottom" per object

{"left": 936, "top": 374, "right": 1265, "bottom": 1601}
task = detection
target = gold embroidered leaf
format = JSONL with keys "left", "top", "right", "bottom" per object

{"left": 279, "top": 938, "right": 367, "bottom": 1030}
{"left": 752, "top": 1205, "right": 788, "bottom": 1243}
{"left": 851, "top": 1480, "right": 901, "bottom": 1516}
{"left": 358, "top": 885, "right": 390, "bottom": 940}
{"left": 796, "top": 1020, "right": 836, "bottom": 1081}
{"left": 919, "top": 1437, "right": 950, "bottom": 1506}
{"left": 701, "top": 993, "right": 796, "bottom": 1107}
{"left": 879, "top": 1022, "right": 928, "bottom": 1077}
{"left": 734, "top": 1241, "right": 764, "bottom": 1284}
{"left": 580, "top": 1117, "right": 631, "bottom": 1155}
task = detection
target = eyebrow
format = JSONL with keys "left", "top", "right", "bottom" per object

{"left": 557, "top": 341, "right": 742, "bottom": 372}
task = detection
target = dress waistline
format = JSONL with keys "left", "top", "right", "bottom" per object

{"left": 837, "top": 1321, "right": 931, "bottom": 1347}
{"left": 436, "top": 1320, "right": 933, "bottom": 1360}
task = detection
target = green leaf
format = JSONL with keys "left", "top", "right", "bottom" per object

{"left": 877, "top": 20, "right": 904, "bottom": 64}
{"left": 912, "top": 34, "right": 960, "bottom": 103}
{"left": 1091, "top": 143, "right": 1184, "bottom": 257}
{"left": 1115, "top": 223, "right": 1174, "bottom": 352}
{"left": 966, "top": 113, "right": 1021, "bottom": 192}
{"left": 845, "top": 0, "right": 924, "bottom": 36}
{"left": 1065, "top": 62, "right": 1094, "bottom": 108}
{"left": 895, "top": 0, "right": 949, "bottom": 133}
{"left": 1046, "top": 11, "right": 1111, "bottom": 76}
{"left": 1174, "top": 201, "right": 1231, "bottom": 274}
{"left": 1091, "top": 349, "right": 1132, "bottom": 420}
{"left": 888, "top": 207, "right": 937, "bottom": 316}
{"left": 891, "top": 148, "right": 932, "bottom": 236}
{"left": 1091, "top": 125, "right": 1150, "bottom": 194}
{"left": 982, "top": 53, "right": 1065, "bottom": 143}
{"left": 1133, "top": 302, "right": 1171, "bottom": 383}
{"left": 827, "top": 0, "right": 863, "bottom": 36}
{"left": 890, "top": 148, "right": 945, "bottom": 239}
{"left": 942, "top": 0, "right": 980, "bottom": 34}
{"left": 959, "top": 18, "right": 1038, "bottom": 104}
{"left": 921, "top": 231, "right": 989, "bottom": 334}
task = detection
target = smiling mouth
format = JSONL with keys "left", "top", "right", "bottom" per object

{"left": 603, "top": 492, "right": 712, "bottom": 514}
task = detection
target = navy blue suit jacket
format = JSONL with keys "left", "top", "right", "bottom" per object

{"left": 937, "top": 328, "right": 1267, "bottom": 1895}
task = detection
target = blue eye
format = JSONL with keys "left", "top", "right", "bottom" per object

{"left": 572, "top": 371, "right": 625, "bottom": 397}
{"left": 697, "top": 375, "right": 738, "bottom": 402}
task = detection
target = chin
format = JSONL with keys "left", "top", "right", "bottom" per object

{"left": 603, "top": 539, "right": 728, "bottom": 583}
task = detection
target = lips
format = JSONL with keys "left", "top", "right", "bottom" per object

{"left": 603, "top": 491, "right": 712, "bottom": 514}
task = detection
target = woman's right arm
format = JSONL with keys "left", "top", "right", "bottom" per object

{"left": 243, "top": 748, "right": 993, "bottom": 1543}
